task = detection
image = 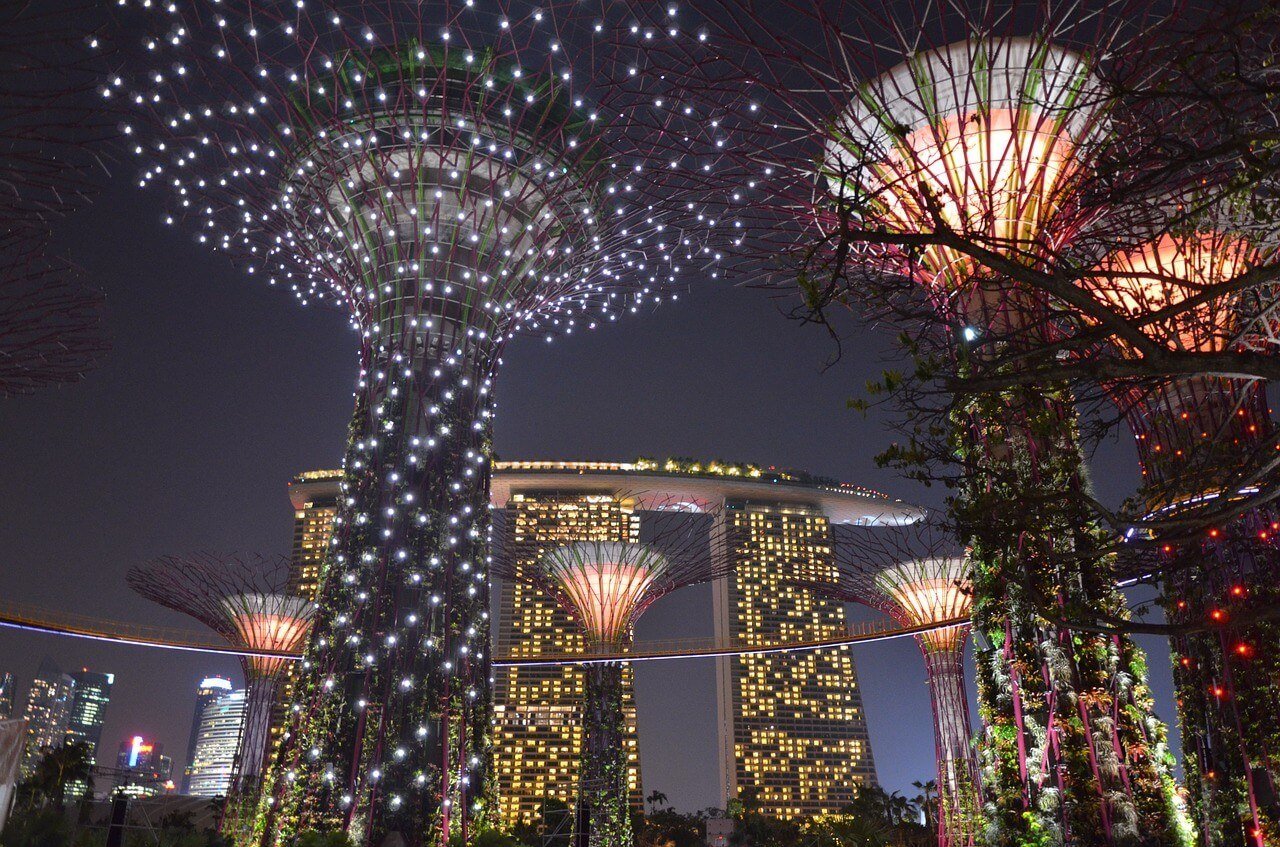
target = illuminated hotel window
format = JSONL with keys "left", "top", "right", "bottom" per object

{"left": 493, "top": 492, "right": 643, "bottom": 825}
{"left": 713, "top": 501, "right": 877, "bottom": 819}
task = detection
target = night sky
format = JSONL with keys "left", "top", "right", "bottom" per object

{"left": 0, "top": 176, "right": 1177, "bottom": 811}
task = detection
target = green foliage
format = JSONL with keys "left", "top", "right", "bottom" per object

{"left": 445, "top": 828, "right": 518, "bottom": 847}
{"left": 0, "top": 809, "right": 74, "bottom": 847}
{"left": 0, "top": 803, "right": 227, "bottom": 847}
{"left": 718, "top": 785, "right": 932, "bottom": 847}
{"left": 19, "top": 743, "right": 93, "bottom": 810}
{"left": 636, "top": 808, "right": 704, "bottom": 847}
{"left": 290, "top": 831, "right": 354, "bottom": 847}
{"left": 509, "top": 799, "right": 572, "bottom": 847}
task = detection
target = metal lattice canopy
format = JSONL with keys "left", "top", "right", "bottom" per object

{"left": 624, "top": 0, "right": 1155, "bottom": 320}
{"left": 1, "top": 0, "right": 109, "bottom": 232}
{"left": 0, "top": 242, "right": 106, "bottom": 399}
{"left": 107, "top": 0, "right": 722, "bottom": 351}
{"left": 493, "top": 494, "right": 729, "bottom": 648}
{"left": 823, "top": 37, "right": 1106, "bottom": 292}
{"left": 128, "top": 553, "right": 316, "bottom": 681}
{"left": 1, "top": 1, "right": 110, "bottom": 398}
{"left": 821, "top": 513, "right": 971, "bottom": 651}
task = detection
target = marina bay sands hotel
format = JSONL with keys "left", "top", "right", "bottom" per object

{"left": 284, "top": 459, "right": 920, "bottom": 822}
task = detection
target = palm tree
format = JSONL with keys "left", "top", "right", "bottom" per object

{"left": 26, "top": 742, "right": 93, "bottom": 809}
{"left": 910, "top": 780, "right": 938, "bottom": 833}
{"left": 646, "top": 791, "right": 669, "bottom": 813}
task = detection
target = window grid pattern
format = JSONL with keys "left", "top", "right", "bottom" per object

{"left": 495, "top": 494, "right": 643, "bottom": 825}
{"left": 722, "top": 502, "right": 876, "bottom": 819}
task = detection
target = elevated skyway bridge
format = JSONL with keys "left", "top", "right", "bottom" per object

{"left": 0, "top": 595, "right": 958, "bottom": 666}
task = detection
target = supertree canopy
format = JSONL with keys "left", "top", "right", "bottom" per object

{"left": 1089, "top": 223, "right": 1280, "bottom": 846}
{"left": 493, "top": 502, "right": 723, "bottom": 847}
{"left": 1, "top": 0, "right": 109, "bottom": 398}
{"left": 822, "top": 38, "right": 1103, "bottom": 321}
{"left": 629, "top": 2, "right": 1188, "bottom": 843}
{"left": 104, "top": 3, "right": 714, "bottom": 845}
{"left": 128, "top": 554, "right": 316, "bottom": 806}
{"left": 824, "top": 519, "right": 978, "bottom": 847}
{"left": 0, "top": 243, "right": 106, "bottom": 398}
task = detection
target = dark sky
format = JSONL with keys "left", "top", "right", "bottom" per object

{"left": 0, "top": 177, "right": 1177, "bottom": 810}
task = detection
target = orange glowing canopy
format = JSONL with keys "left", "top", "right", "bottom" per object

{"left": 538, "top": 541, "right": 669, "bottom": 647}
{"left": 222, "top": 593, "right": 315, "bottom": 678}
{"left": 826, "top": 38, "right": 1102, "bottom": 292}
{"left": 1092, "top": 231, "right": 1258, "bottom": 353}
{"left": 875, "top": 557, "right": 972, "bottom": 653}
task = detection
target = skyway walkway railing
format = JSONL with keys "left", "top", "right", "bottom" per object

{"left": 0, "top": 595, "right": 960, "bottom": 665}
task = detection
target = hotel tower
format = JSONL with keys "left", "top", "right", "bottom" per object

{"left": 286, "top": 459, "right": 918, "bottom": 821}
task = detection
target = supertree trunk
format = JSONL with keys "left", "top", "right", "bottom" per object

{"left": 958, "top": 378, "right": 1185, "bottom": 847}
{"left": 1163, "top": 531, "right": 1280, "bottom": 847}
{"left": 224, "top": 679, "right": 285, "bottom": 845}
{"left": 922, "top": 648, "right": 980, "bottom": 847}
{"left": 581, "top": 662, "right": 632, "bottom": 847}
{"left": 238, "top": 679, "right": 281, "bottom": 798}
{"left": 1124, "top": 378, "right": 1280, "bottom": 846}
{"left": 268, "top": 301, "right": 497, "bottom": 847}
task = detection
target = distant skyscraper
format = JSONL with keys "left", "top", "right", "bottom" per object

{"left": 64, "top": 669, "right": 114, "bottom": 799}
{"left": 0, "top": 674, "right": 14, "bottom": 720}
{"left": 21, "top": 658, "right": 75, "bottom": 776}
{"left": 186, "top": 688, "right": 247, "bottom": 797}
{"left": 713, "top": 502, "right": 878, "bottom": 818}
{"left": 181, "top": 677, "right": 233, "bottom": 793}
{"left": 493, "top": 491, "right": 644, "bottom": 825}
{"left": 286, "top": 470, "right": 344, "bottom": 601}
{"left": 267, "top": 471, "right": 345, "bottom": 751}
{"left": 115, "top": 736, "right": 172, "bottom": 798}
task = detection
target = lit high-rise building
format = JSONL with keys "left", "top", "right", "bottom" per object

{"left": 64, "top": 669, "right": 114, "bottom": 800}
{"left": 287, "top": 460, "right": 916, "bottom": 822}
{"left": 493, "top": 492, "right": 644, "bottom": 825}
{"left": 713, "top": 503, "right": 877, "bottom": 818}
{"left": 181, "top": 677, "right": 233, "bottom": 793}
{"left": 186, "top": 688, "right": 247, "bottom": 797}
{"left": 286, "top": 470, "right": 345, "bottom": 602}
{"left": 0, "top": 673, "right": 15, "bottom": 720}
{"left": 115, "top": 736, "right": 172, "bottom": 798}
{"left": 267, "top": 471, "right": 346, "bottom": 753}
{"left": 21, "top": 658, "right": 75, "bottom": 776}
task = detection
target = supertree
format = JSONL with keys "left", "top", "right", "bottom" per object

{"left": 492, "top": 501, "right": 724, "bottom": 847}
{"left": 103, "top": 3, "right": 715, "bottom": 845}
{"left": 821, "top": 519, "right": 978, "bottom": 847}
{"left": 1, "top": 0, "right": 109, "bottom": 397}
{"left": 1090, "top": 222, "right": 1280, "bottom": 845}
{"left": 127, "top": 553, "right": 316, "bottom": 824}
{"left": 625, "top": 2, "right": 1189, "bottom": 844}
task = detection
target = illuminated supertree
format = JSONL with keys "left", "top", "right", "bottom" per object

{"left": 1, "top": 1, "right": 108, "bottom": 397}
{"left": 1090, "top": 225, "right": 1280, "bottom": 845}
{"left": 104, "top": 4, "right": 714, "bottom": 844}
{"left": 127, "top": 554, "right": 315, "bottom": 813}
{"left": 492, "top": 502, "right": 723, "bottom": 847}
{"left": 821, "top": 520, "right": 978, "bottom": 847}
{"left": 629, "top": 2, "right": 1188, "bottom": 844}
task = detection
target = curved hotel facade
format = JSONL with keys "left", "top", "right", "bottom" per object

{"left": 286, "top": 459, "right": 919, "bottom": 821}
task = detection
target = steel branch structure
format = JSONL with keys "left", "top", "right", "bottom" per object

{"left": 0, "top": 243, "right": 106, "bottom": 398}
{"left": 127, "top": 554, "right": 316, "bottom": 813}
{"left": 492, "top": 498, "right": 725, "bottom": 847}
{"left": 823, "top": 521, "right": 977, "bottom": 847}
{"left": 1091, "top": 225, "right": 1280, "bottom": 846}
{"left": 1, "top": 0, "right": 108, "bottom": 397}
{"left": 105, "top": 4, "right": 717, "bottom": 845}
{"left": 629, "top": 2, "right": 1187, "bottom": 844}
